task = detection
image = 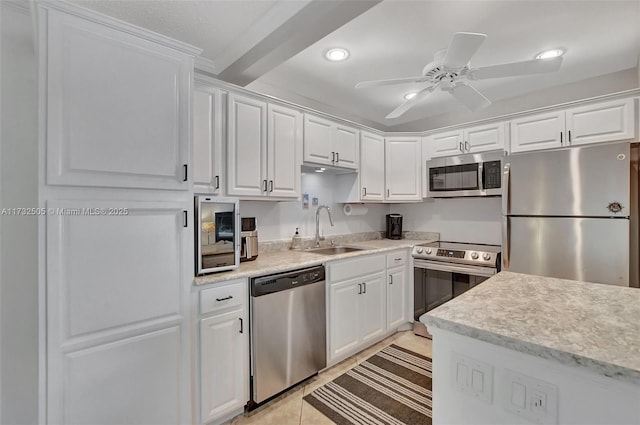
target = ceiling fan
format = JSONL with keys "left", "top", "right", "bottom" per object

{"left": 355, "top": 32, "right": 563, "bottom": 119}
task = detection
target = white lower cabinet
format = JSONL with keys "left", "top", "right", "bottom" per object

{"left": 198, "top": 279, "right": 249, "bottom": 425}
{"left": 386, "top": 251, "right": 409, "bottom": 330}
{"left": 327, "top": 251, "right": 411, "bottom": 364}
{"left": 45, "top": 199, "right": 191, "bottom": 424}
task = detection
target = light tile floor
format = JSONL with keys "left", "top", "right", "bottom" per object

{"left": 230, "top": 330, "right": 433, "bottom": 425}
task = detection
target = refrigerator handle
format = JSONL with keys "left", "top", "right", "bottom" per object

{"left": 502, "top": 216, "right": 510, "bottom": 269}
{"left": 502, "top": 163, "right": 511, "bottom": 215}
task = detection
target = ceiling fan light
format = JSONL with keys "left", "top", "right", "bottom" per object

{"left": 535, "top": 49, "right": 564, "bottom": 60}
{"left": 404, "top": 92, "right": 417, "bottom": 100}
{"left": 325, "top": 48, "right": 349, "bottom": 62}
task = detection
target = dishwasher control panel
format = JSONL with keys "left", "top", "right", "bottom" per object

{"left": 251, "top": 266, "right": 326, "bottom": 297}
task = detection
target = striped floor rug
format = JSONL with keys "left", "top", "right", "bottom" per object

{"left": 303, "top": 344, "right": 432, "bottom": 425}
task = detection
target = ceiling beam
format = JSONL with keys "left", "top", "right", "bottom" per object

{"left": 216, "top": 0, "right": 381, "bottom": 86}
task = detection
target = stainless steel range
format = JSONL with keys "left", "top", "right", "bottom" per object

{"left": 412, "top": 241, "right": 501, "bottom": 338}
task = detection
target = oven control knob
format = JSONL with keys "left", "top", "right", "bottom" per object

{"left": 482, "top": 252, "right": 491, "bottom": 261}
{"left": 425, "top": 248, "right": 432, "bottom": 255}
{"left": 416, "top": 247, "right": 423, "bottom": 254}
{"left": 471, "top": 251, "right": 479, "bottom": 260}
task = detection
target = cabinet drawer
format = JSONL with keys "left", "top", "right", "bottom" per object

{"left": 200, "top": 279, "right": 246, "bottom": 315}
{"left": 329, "top": 254, "right": 385, "bottom": 283}
{"left": 386, "top": 251, "right": 408, "bottom": 268}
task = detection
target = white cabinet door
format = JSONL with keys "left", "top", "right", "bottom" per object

{"left": 45, "top": 9, "right": 190, "bottom": 190}
{"left": 360, "top": 132, "right": 385, "bottom": 201}
{"left": 46, "top": 199, "right": 190, "bottom": 424}
{"left": 510, "top": 111, "right": 565, "bottom": 153}
{"left": 465, "top": 122, "right": 505, "bottom": 153}
{"left": 359, "top": 273, "right": 386, "bottom": 345}
{"left": 193, "top": 86, "right": 223, "bottom": 194}
{"left": 428, "top": 130, "right": 464, "bottom": 158}
{"left": 200, "top": 309, "right": 248, "bottom": 424}
{"left": 334, "top": 125, "right": 359, "bottom": 170}
{"left": 566, "top": 98, "right": 636, "bottom": 146}
{"left": 385, "top": 137, "right": 422, "bottom": 201}
{"left": 386, "top": 267, "right": 407, "bottom": 330}
{"left": 227, "top": 93, "right": 268, "bottom": 197}
{"left": 329, "top": 279, "right": 360, "bottom": 361}
{"left": 303, "top": 114, "right": 333, "bottom": 165}
{"left": 267, "top": 104, "right": 302, "bottom": 198}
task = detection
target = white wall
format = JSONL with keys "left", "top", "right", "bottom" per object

{"left": 239, "top": 172, "right": 389, "bottom": 241}
{"left": 394, "top": 198, "right": 502, "bottom": 245}
{"left": 0, "top": 3, "right": 38, "bottom": 423}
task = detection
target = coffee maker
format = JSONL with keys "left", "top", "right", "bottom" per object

{"left": 240, "top": 217, "right": 258, "bottom": 262}
{"left": 386, "top": 214, "right": 403, "bottom": 240}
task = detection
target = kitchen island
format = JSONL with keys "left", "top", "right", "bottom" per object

{"left": 421, "top": 271, "right": 640, "bottom": 425}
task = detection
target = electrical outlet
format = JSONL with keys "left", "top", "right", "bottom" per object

{"left": 503, "top": 370, "right": 558, "bottom": 424}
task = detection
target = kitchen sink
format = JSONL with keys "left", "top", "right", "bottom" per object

{"left": 304, "top": 246, "right": 368, "bottom": 255}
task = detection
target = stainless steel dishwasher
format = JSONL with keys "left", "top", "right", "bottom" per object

{"left": 249, "top": 265, "right": 326, "bottom": 407}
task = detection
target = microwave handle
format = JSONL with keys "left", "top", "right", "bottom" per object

{"left": 478, "top": 161, "right": 484, "bottom": 191}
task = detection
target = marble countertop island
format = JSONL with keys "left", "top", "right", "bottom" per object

{"left": 421, "top": 271, "right": 640, "bottom": 385}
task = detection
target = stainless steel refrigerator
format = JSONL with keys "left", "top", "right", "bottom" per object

{"left": 502, "top": 141, "right": 639, "bottom": 287}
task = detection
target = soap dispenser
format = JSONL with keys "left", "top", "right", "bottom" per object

{"left": 291, "top": 228, "right": 302, "bottom": 250}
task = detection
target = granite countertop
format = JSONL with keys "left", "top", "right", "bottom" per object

{"left": 194, "top": 237, "right": 437, "bottom": 286}
{"left": 421, "top": 271, "right": 640, "bottom": 384}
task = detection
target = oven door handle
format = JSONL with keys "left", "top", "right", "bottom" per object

{"left": 413, "top": 260, "right": 497, "bottom": 277}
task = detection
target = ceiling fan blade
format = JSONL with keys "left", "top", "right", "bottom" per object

{"left": 451, "top": 82, "right": 491, "bottom": 111}
{"left": 442, "top": 32, "right": 487, "bottom": 69}
{"left": 355, "top": 76, "right": 430, "bottom": 89}
{"left": 385, "top": 84, "right": 438, "bottom": 119}
{"left": 471, "top": 56, "right": 563, "bottom": 80}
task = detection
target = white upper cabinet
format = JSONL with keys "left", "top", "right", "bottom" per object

{"left": 303, "top": 113, "right": 359, "bottom": 170}
{"left": 267, "top": 104, "right": 302, "bottom": 198}
{"left": 428, "top": 130, "right": 464, "bottom": 158}
{"left": 193, "top": 84, "right": 223, "bottom": 194}
{"left": 43, "top": 8, "right": 195, "bottom": 190}
{"left": 428, "top": 122, "right": 506, "bottom": 158}
{"left": 465, "top": 122, "right": 506, "bottom": 153}
{"left": 227, "top": 93, "right": 268, "bottom": 197}
{"left": 510, "top": 111, "right": 566, "bottom": 153}
{"left": 421, "top": 137, "right": 430, "bottom": 198}
{"left": 385, "top": 137, "right": 422, "bottom": 201}
{"left": 334, "top": 125, "right": 359, "bottom": 168}
{"left": 510, "top": 98, "right": 637, "bottom": 153}
{"left": 227, "top": 93, "right": 301, "bottom": 199}
{"left": 359, "top": 132, "right": 385, "bottom": 201}
{"left": 565, "top": 98, "right": 636, "bottom": 146}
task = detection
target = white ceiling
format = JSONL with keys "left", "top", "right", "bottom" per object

{"left": 71, "top": 0, "right": 640, "bottom": 130}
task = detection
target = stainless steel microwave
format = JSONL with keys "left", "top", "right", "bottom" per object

{"left": 426, "top": 150, "right": 504, "bottom": 198}
{"left": 195, "top": 196, "right": 240, "bottom": 275}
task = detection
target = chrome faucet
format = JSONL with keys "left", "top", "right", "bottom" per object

{"left": 315, "top": 205, "right": 334, "bottom": 247}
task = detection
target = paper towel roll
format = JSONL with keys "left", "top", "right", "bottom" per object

{"left": 343, "top": 204, "right": 368, "bottom": 216}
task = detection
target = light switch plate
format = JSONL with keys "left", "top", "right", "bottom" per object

{"left": 451, "top": 352, "right": 493, "bottom": 404}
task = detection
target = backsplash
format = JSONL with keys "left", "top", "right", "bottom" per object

{"left": 258, "top": 230, "right": 440, "bottom": 253}
{"left": 239, "top": 172, "right": 388, "bottom": 241}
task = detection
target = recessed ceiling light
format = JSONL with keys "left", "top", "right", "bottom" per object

{"left": 535, "top": 49, "right": 564, "bottom": 60}
{"left": 325, "top": 48, "right": 349, "bottom": 62}
{"left": 404, "top": 92, "right": 418, "bottom": 100}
